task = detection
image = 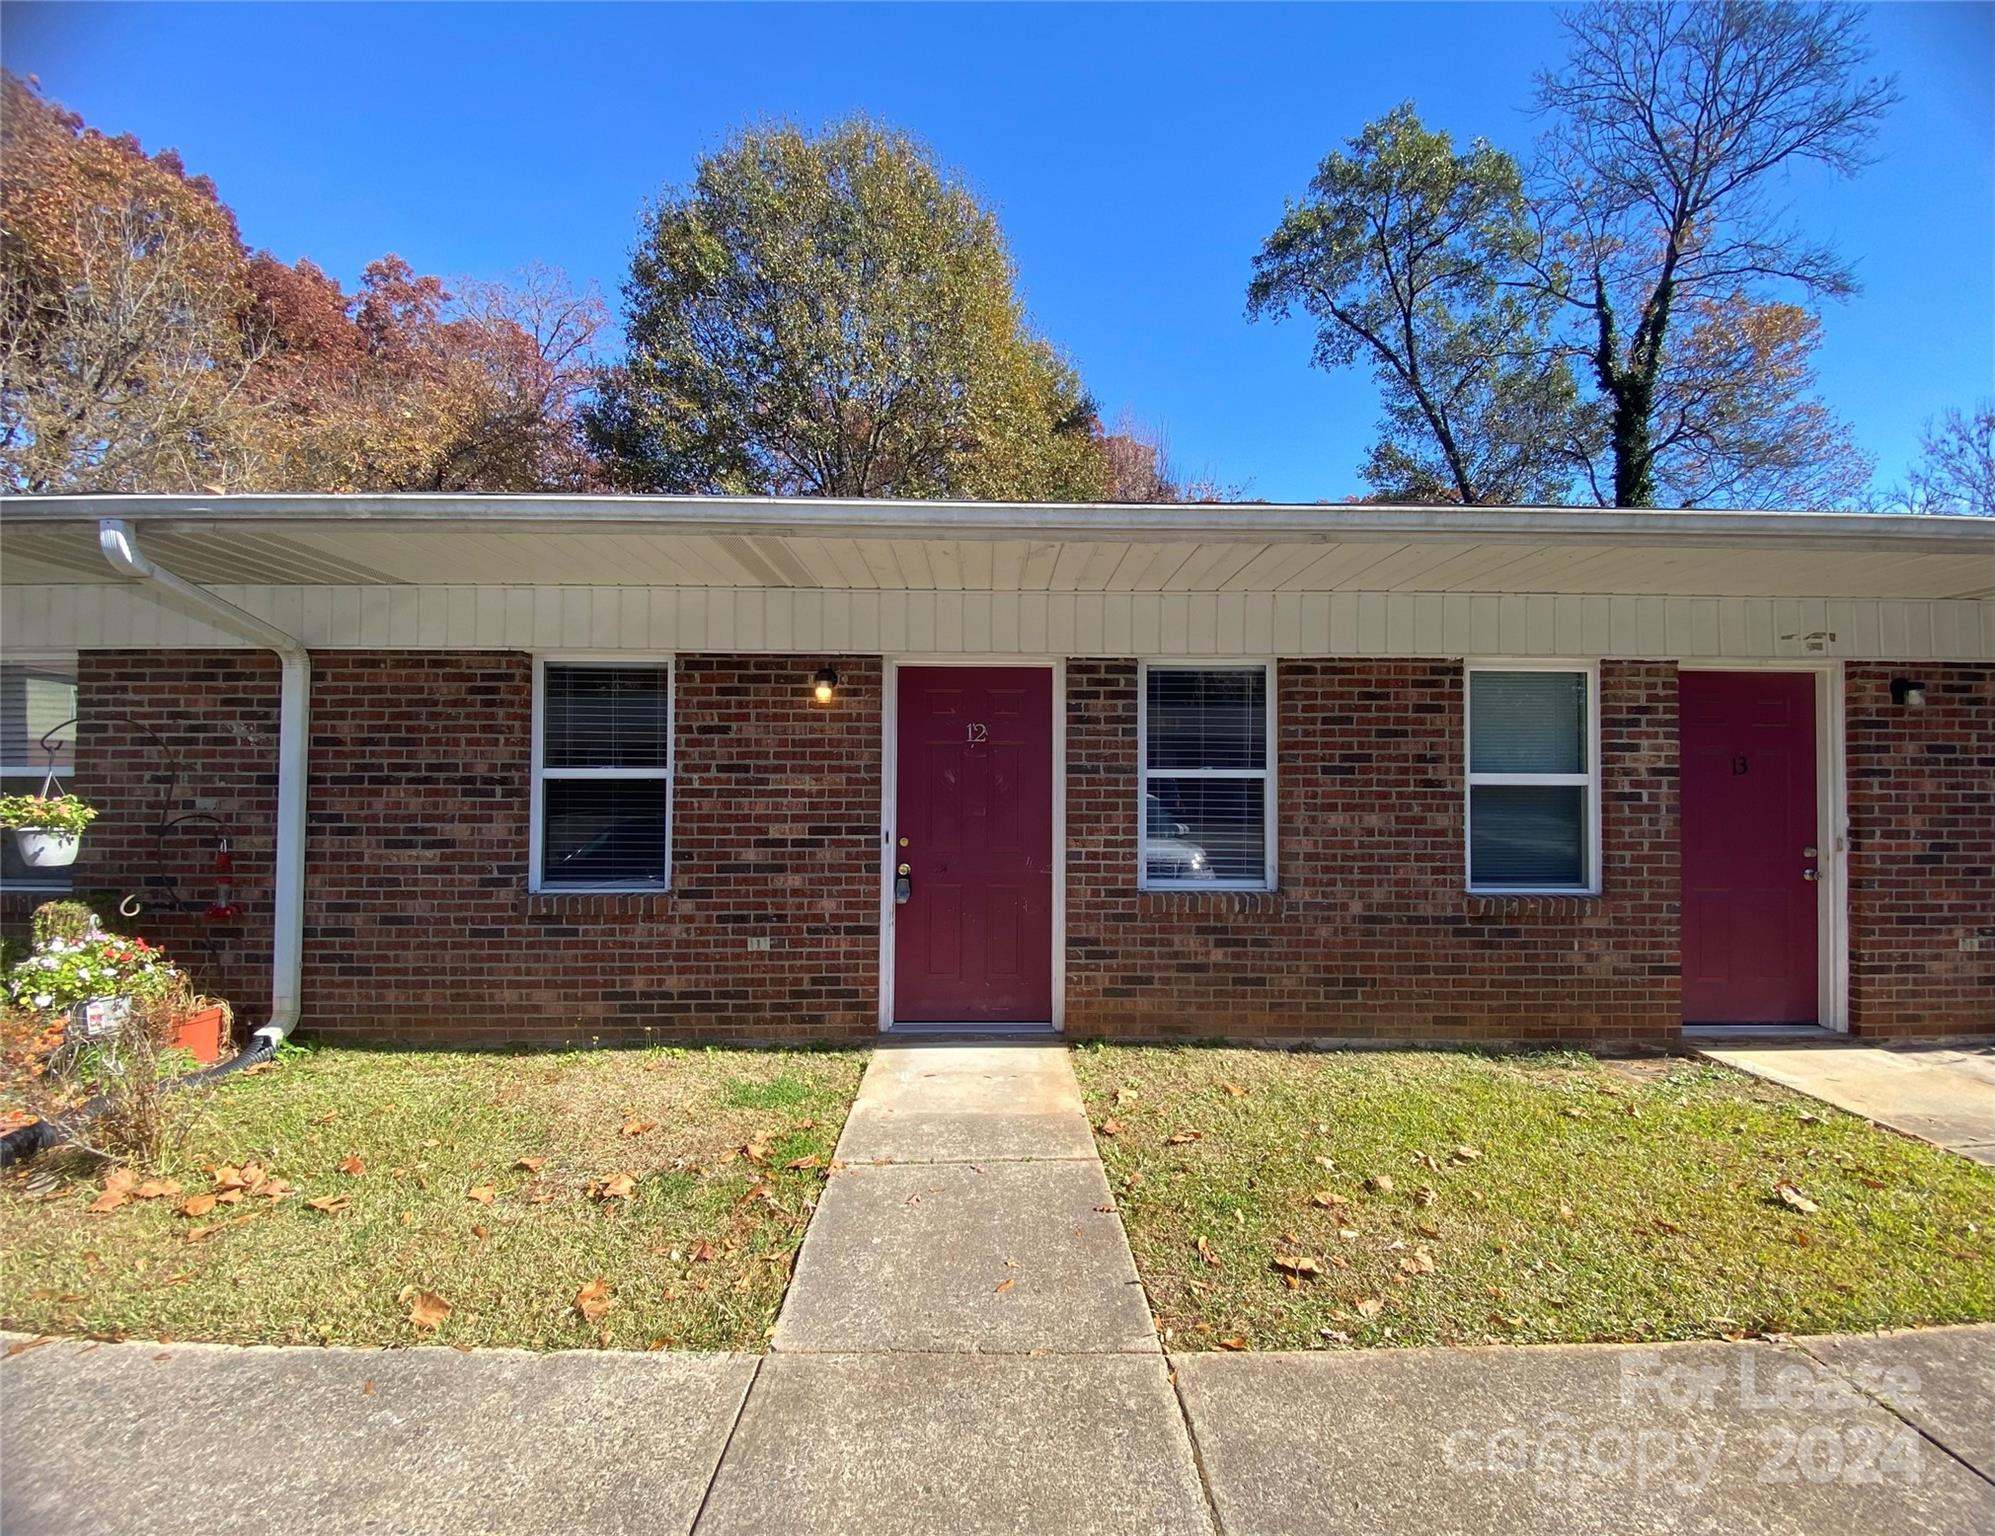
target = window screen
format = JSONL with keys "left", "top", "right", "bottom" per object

{"left": 1466, "top": 669, "right": 1593, "bottom": 890}
{"left": 1, "top": 659, "right": 79, "bottom": 889}
{"left": 1141, "top": 666, "right": 1273, "bottom": 888}
{"left": 535, "top": 662, "right": 671, "bottom": 890}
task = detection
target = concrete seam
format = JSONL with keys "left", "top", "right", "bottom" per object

{"left": 1165, "top": 1358, "right": 1229, "bottom": 1536}
{"left": 1786, "top": 1338, "right": 1995, "bottom": 1491}
{"left": 684, "top": 1354, "right": 765, "bottom": 1536}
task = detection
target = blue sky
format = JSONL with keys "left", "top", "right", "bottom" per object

{"left": 4, "top": 1, "right": 1989, "bottom": 503}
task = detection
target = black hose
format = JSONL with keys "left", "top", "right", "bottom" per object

{"left": 0, "top": 1031, "right": 278, "bottom": 1169}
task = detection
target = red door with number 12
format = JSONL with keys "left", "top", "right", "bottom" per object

{"left": 892, "top": 667, "right": 1054, "bottom": 1025}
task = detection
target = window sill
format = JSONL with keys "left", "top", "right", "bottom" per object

{"left": 1140, "top": 883, "right": 1275, "bottom": 895}
{"left": 530, "top": 886, "right": 672, "bottom": 897}
{"left": 1466, "top": 887, "right": 1599, "bottom": 898}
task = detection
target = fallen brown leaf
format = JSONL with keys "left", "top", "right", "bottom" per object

{"left": 1272, "top": 1251, "right": 1322, "bottom": 1278}
{"left": 336, "top": 1155, "right": 366, "bottom": 1177}
{"left": 1195, "top": 1234, "right": 1220, "bottom": 1267}
{"left": 1218, "top": 1081, "right": 1247, "bottom": 1098}
{"left": 178, "top": 1194, "right": 219, "bottom": 1218}
{"left": 305, "top": 1194, "right": 350, "bottom": 1214}
{"left": 513, "top": 1156, "right": 547, "bottom": 1173}
{"left": 402, "top": 1288, "right": 450, "bottom": 1331}
{"left": 1165, "top": 1130, "right": 1203, "bottom": 1146}
{"left": 993, "top": 1277, "right": 1016, "bottom": 1294}
{"left": 1097, "top": 1118, "right": 1124, "bottom": 1137}
{"left": 620, "top": 1120, "right": 656, "bottom": 1138}
{"left": 133, "top": 1178, "right": 181, "bottom": 1201}
{"left": 465, "top": 1185, "right": 497, "bottom": 1205}
{"left": 1309, "top": 1189, "right": 1348, "bottom": 1209}
{"left": 573, "top": 1276, "right": 614, "bottom": 1324}
{"left": 1775, "top": 1181, "right": 1819, "bottom": 1214}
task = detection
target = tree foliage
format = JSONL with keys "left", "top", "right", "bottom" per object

{"left": 1892, "top": 404, "right": 1994, "bottom": 517}
{"left": 1, "top": 73, "right": 263, "bottom": 492}
{"left": 1248, "top": 106, "right": 1579, "bottom": 506}
{"left": 1532, "top": 0, "right": 1895, "bottom": 507}
{"left": 247, "top": 254, "right": 605, "bottom": 492}
{"left": 1, "top": 73, "right": 604, "bottom": 495}
{"left": 586, "top": 119, "right": 1107, "bottom": 501}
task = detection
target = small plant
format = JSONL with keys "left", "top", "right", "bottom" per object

{"left": 0, "top": 793, "right": 98, "bottom": 835}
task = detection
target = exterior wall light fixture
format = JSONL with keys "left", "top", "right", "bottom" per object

{"left": 1889, "top": 678, "right": 1927, "bottom": 709}
{"left": 813, "top": 667, "right": 839, "bottom": 704}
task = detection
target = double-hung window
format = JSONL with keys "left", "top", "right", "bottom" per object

{"left": 532, "top": 659, "right": 672, "bottom": 892}
{"left": 1139, "top": 663, "right": 1275, "bottom": 890}
{"left": 1465, "top": 665, "right": 1597, "bottom": 892}
{"left": 1, "top": 657, "right": 79, "bottom": 891}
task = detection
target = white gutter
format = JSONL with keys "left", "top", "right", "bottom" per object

{"left": 97, "top": 519, "right": 307, "bottom": 1048}
{"left": 5, "top": 492, "right": 1990, "bottom": 555}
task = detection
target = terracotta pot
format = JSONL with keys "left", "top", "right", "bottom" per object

{"left": 171, "top": 1004, "right": 230, "bottom": 1065}
{"left": 12, "top": 829, "right": 79, "bottom": 868}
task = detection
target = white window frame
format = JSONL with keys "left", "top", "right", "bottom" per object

{"left": 1464, "top": 660, "right": 1601, "bottom": 896}
{"left": 529, "top": 654, "right": 674, "bottom": 894}
{"left": 0, "top": 651, "right": 81, "bottom": 895}
{"left": 1137, "top": 659, "right": 1278, "bottom": 892}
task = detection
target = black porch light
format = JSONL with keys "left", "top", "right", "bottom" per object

{"left": 813, "top": 667, "right": 839, "bottom": 704}
{"left": 1889, "top": 677, "right": 1927, "bottom": 709}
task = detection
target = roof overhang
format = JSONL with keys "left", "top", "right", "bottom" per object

{"left": 1, "top": 494, "right": 1989, "bottom": 601}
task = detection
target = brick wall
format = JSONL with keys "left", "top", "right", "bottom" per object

{"left": 35, "top": 649, "right": 1989, "bottom": 1048}
{"left": 1846, "top": 663, "right": 1995, "bottom": 1038}
{"left": 65, "top": 651, "right": 281, "bottom": 1024}
{"left": 303, "top": 652, "right": 881, "bottom": 1045}
{"left": 1066, "top": 659, "right": 1683, "bottom": 1045}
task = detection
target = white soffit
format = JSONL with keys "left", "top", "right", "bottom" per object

{"left": 0, "top": 495, "right": 1989, "bottom": 601}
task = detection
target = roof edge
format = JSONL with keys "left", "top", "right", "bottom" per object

{"left": 0, "top": 493, "right": 1988, "bottom": 554}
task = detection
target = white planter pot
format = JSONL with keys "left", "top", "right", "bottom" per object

{"left": 12, "top": 828, "right": 80, "bottom": 868}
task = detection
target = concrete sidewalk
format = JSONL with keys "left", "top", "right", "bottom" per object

{"left": 7, "top": 1325, "right": 1990, "bottom": 1534}
{"left": 1700, "top": 1039, "right": 1995, "bottom": 1164}
{"left": 5, "top": 1042, "right": 1992, "bottom": 1534}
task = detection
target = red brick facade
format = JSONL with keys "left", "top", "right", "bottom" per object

{"left": 300, "top": 652, "right": 882, "bottom": 1045}
{"left": 1846, "top": 663, "right": 1995, "bottom": 1038}
{"left": 1066, "top": 659, "right": 1683, "bottom": 1045}
{"left": 10, "top": 650, "right": 1987, "bottom": 1048}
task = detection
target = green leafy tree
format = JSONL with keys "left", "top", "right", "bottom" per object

{"left": 587, "top": 119, "right": 1107, "bottom": 501}
{"left": 1533, "top": 0, "right": 1896, "bottom": 507}
{"left": 1248, "top": 105, "right": 1579, "bottom": 506}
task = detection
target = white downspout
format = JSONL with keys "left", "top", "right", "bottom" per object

{"left": 98, "top": 519, "right": 307, "bottom": 1048}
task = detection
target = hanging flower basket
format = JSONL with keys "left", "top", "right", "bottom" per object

{"left": 14, "top": 828, "right": 81, "bottom": 868}
{"left": 0, "top": 792, "right": 97, "bottom": 868}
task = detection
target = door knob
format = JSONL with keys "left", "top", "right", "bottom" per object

{"left": 1802, "top": 868, "right": 1819, "bottom": 882}
{"left": 894, "top": 864, "right": 912, "bottom": 904}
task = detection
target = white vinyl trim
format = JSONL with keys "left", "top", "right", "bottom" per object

{"left": 1136, "top": 659, "right": 1278, "bottom": 892}
{"left": 1463, "top": 660, "right": 1602, "bottom": 895}
{"left": 529, "top": 653, "right": 674, "bottom": 894}
{"left": 879, "top": 656, "right": 1065, "bottom": 1033}
{"left": 1678, "top": 659, "right": 1848, "bottom": 1033}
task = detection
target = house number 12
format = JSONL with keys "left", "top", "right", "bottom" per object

{"left": 965, "top": 722, "right": 989, "bottom": 743}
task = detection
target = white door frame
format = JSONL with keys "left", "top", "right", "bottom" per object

{"left": 1677, "top": 659, "right": 1848, "bottom": 1033}
{"left": 878, "top": 656, "right": 1066, "bottom": 1033}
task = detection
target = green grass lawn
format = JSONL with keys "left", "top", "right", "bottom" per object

{"left": 1074, "top": 1044, "right": 1995, "bottom": 1352}
{"left": 0, "top": 1042, "right": 866, "bottom": 1351}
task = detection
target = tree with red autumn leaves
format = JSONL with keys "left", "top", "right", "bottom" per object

{"left": 1, "top": 73, "right": 604, "bottom": 495}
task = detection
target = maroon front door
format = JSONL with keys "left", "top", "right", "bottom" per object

{"left": 893, "top": 666, "right": 1054, "bottom": 1025}
{"left": 1680, "top": 671, "right": 1820, "bottom": 1024}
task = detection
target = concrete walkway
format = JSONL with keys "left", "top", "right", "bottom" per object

{"left": 5, "top": 1041, "right": 1994, "bottom": 1534}
{"left": 1699, "top": 1039, "right": 1995, "bottom": 1164}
